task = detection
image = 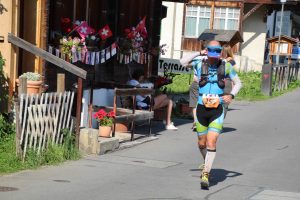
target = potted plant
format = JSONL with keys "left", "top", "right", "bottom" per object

{"left": 177, "top": 98, "right": 191, "bottom": 115}
{"left": 0, "top": 52, "right": 5, "bottom": 71}
{"left": 17, "top": 72, "right": 43, "bottom": 95}
{"left": 93, "top": 109, "right": 115, "bottom": 138}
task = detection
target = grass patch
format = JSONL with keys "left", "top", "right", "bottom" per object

{"left": 163, "top": 72, "right": 300, "bottom": 101}
{"left": 163, "top": 74, "right": 192, "bottom": 94}
{"left": 0, "top": 117, "right": 81, "bottom": 175}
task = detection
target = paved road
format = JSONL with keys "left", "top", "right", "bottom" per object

{"left": 1, "top": 89, "right": 300, "bottom": 200}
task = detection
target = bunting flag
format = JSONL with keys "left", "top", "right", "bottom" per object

{"left": 72, "top": 49, "right": 78, "bottom": 63}
{"left": 48, "top": 41, "right": 149, "bottom": 66}
{"left": 111, "top": 42, "right": 117, "bottom": 56}
{"left": 98, "top": 25, "right": 113, "bottom": 40}
{"left": 136, "top": 16, "right": 146, "bottom": 33}
{"left": 55, "top": 49, "right": 60, "bottom": 57}
{"left": 91, "top": 52, "right": 96, "bottom": 65}
{"left": 48, "top": 46, "right": 53, "bottom": 54}
{"left": 105, "top": 46, "right": 111, "bottom": 60}
{"left": 100, "top": 49, "right": 106, "bottom": 63}
{"left": 95, "top": 51, "right": 100, "bottom": 64}
{"left": 76, "top": 21, "right": 95, "bottom": 39}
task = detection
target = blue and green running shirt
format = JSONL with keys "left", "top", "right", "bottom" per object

{"left": 191, "top": 56, "right": 238, "bottom": 105}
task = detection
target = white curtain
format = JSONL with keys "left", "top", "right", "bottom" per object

{"left": 185, "top": 17, "right": 197, "bottom": 37}
{"left": 198, "top": 18, "right": 210, "bottom": 35}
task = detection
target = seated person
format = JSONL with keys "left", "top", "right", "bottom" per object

{"left": 128, "top": 70, "right": 178, "bottom": 130}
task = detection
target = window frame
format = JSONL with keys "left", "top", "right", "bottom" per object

{"left": 184, "top": 5, "right": 211, "bottom": 38}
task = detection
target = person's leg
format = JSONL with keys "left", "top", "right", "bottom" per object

{"left": 166, "top": 98, "right": 173, "bottom": 125}
{"left": 201, "top": 105, "right": 224, "bottom": 188}
{"left": 153, "top": 94, "right": 168, "bottom": 110}
{"left": 198, "top": 135, "right": 207, "bottom": 160}
{"left": 196, "top": 104, "right": 209, "bottom": 168}
{"left": 154, "top": 94, "right": 172, "bottom": 125}
{"left": 203, "top": 131, "right": 219, "bottom": 173}
{"left": 189, "top": 82, "right": 199, "bottom": 126}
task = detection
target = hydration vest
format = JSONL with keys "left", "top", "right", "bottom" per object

{"left": 199, "top": 59, "right": 226, "bottom": 89}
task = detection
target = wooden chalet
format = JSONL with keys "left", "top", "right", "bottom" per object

{"left": 181, "top": 0, "right": 300, "bottom": 53}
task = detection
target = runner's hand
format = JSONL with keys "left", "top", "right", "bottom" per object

{"left": 222, "top": 95, "right": 233, "bottom": 104}
{"left": 200, "top": 49, "right": 207, "bottom": 55}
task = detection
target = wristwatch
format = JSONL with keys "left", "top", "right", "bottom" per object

{"left": 230, "top": 94, "right": 235, "bottom": 99}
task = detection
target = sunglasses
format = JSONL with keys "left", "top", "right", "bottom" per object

{"left": 207, "top": 46, "right": 223, "bottom": 54}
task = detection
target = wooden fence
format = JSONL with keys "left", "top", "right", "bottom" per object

{"left": 273, "top": 63, "right": 299, "bottom": 92}
{"left": 8, "top": 33, "right": 87, "bottom": 156}
{"left": 17, "top": 92, "right": 75, "bottom": 159}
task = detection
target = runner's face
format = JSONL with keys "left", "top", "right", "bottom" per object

{"left": 207, "top": 41, "right": 222, "bottom": 65}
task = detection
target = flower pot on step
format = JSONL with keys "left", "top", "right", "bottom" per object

{"left": 98, "top": 126, "right": 112, "bottom": 138}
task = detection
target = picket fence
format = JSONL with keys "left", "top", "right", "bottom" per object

{"left": 18, "top": 91, "right": 75, "bottom": 159}
{"left": 273, "top": 63, "right": 299, "bottom": 92}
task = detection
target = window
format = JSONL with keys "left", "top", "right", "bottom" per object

{"left": 185, "top": 5, "right": 211, "bottom": 38}
{"left": 184, "top": 6, "right": 240, "bottom": 37}
{"left": 214, "top": 7, "right": 240, "bottom": 30}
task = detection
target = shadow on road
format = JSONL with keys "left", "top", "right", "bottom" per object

{"left": 189, "top": 168, "right": 242, "bottom": 187}
{"left": 222, "top": 127, "right": 237, "bottom": 134}
{"left": 210, "top": 169, "right": 243, "bottom": 187}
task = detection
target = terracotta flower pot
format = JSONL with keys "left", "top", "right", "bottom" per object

{"left": 98, "top": 126, "right": 112, "bottom": 138}
{"left": 112, "top": 123, "right": 129, "bottom": 132}
{"left": 16, "top": 79, "right": 43, "bottom": 95}
{"left": 179, "top": 103, "right": 191, "bottom": 115}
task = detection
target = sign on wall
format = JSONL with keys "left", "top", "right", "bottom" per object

{"left": 158, "top": 58, "right": 192, "bottom": 74}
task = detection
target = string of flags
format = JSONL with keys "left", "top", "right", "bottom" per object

{"left": 48, "top": 42, "right": 117, "bottom": 65}
{"left": 117, "top": 52, "right": 151, "bottom": 65}
{"left": 48, "top": 43, "right": 152, "bottom": 65}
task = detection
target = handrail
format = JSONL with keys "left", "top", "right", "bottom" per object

{"left": 8, "top": 33, "right": 87, "bottom": 79}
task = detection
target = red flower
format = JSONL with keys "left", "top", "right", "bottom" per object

{"left": 107, "top": 111, "right": 115, "bottom": 118}
{"left": 61, "top": 17, "right": 71, "bottom": 24}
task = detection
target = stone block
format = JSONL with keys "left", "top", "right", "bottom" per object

{"left": 79, "top": 128, "right": 99, "bottom": 155}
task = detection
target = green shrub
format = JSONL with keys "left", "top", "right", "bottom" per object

{"left": 163, "top": 74, "right": 191, "bottom": 94}
{"left": 236, "top": 71, "right": 268, "bottom": 101}
{"left": 0, "top": 114, "right": 15, "bottom": 139}
{"left": 42, "top": 144, "right": 66, "bottom": 165}
{"left": 62, "top": 129, "right": 81, "bottom": 160}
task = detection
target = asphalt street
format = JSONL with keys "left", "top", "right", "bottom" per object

{"left": 1, "top": 89, "right": 300, "bottom": 200}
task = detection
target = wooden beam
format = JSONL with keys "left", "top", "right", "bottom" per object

{"left": 8, "top": 33, "right": 87, "bottom": 79}
{"left": 115, "top": 88, "right": 154, "bottom": 96}
{"left": 210, "top": 0, "right": 215, "bottom": 29}
{"left": 245, "top": 0, "right": 297, "bottom": 4}
{"left": 243, "top": 3, "right": 263, "bottom": 21}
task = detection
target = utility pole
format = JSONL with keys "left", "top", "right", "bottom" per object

{"left": 276, "top": 0, "right": 286, "bottom": 65}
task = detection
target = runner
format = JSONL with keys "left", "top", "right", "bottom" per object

{"left": 189, "top": 49, "right": 207, "bottom": 132}
{"left": 221, "top": 44, "right": 237, "bottom": 118}
{"left": 180, "top": 40, "right": 242, "bottom": 189}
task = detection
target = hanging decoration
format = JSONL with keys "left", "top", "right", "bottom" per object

{"left": 48, "top": 41, "right": 118, "bottom": 65}
{"left": 50, "top": 17, "right": 156, "bottom": 66}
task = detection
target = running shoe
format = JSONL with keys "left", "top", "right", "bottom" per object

{"left": 191, "top": 122, "right": 197, "bottom": 132}
{"left": 201, "top": 172, "right": 210, "bottom": 189}
{"left": 166, "top": 122, "right": 178, "bottom": 130}
{"left": 199, "top": 164, "right": 205, "bottom": 171}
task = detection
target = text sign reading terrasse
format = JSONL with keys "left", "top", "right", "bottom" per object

{"left": 158, "top": 58, "right": 192, "bottom": 74}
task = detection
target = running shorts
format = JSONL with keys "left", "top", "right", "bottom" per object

{"left": 196, "top": 104, "right": 224, "bottom": 135}
{"left": 189, "top": 81, "right": 199, "bottom": 108}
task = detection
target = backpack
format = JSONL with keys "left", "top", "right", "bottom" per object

{"left": 198, "top": 59, "right": 229, "bottom": 89}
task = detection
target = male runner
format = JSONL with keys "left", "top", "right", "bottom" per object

{"left": 180, "top": 40, "right": 242, "bottom": 189}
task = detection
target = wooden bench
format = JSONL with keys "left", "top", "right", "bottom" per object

{"left": 91, "top": 88, "right": 154, "bottom": 141}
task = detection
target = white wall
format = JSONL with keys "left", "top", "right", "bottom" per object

{"left": 160, "top": 3, "right": 268, "bottom": 72}
{"left": 240, "top": 5, "right": 267, "bottom": 71}
{"left": 160, "top": 2, "right": 184, "bottom": 59}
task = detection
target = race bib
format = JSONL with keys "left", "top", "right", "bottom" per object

{"left": 202, "top": 94, "right": 220, "bottom": 108}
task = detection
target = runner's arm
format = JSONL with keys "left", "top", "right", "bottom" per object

{"left": 230, "top": 75, "right": 242, "bottom": 97}
{"left": 180, "top": 52, "right": 201, "bottom": 67}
